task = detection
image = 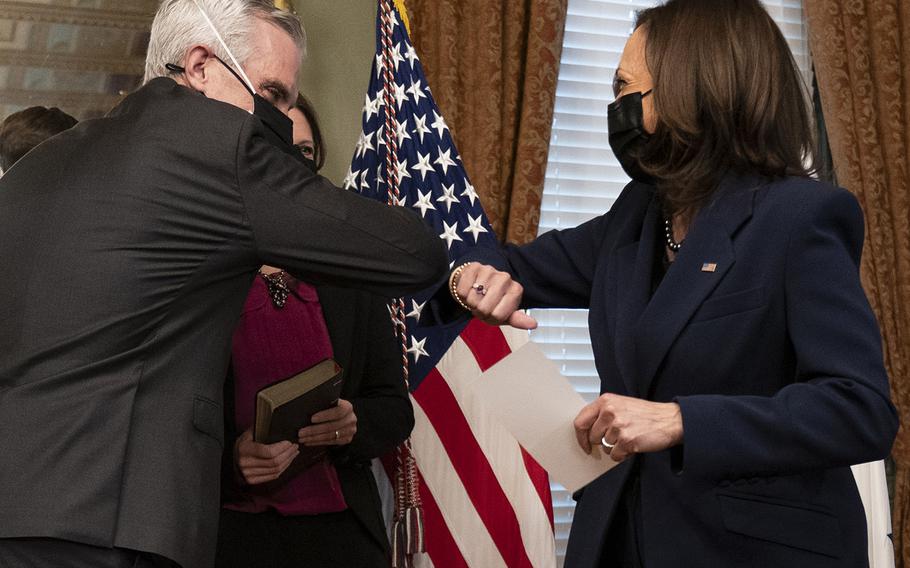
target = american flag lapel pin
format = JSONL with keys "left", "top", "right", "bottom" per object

{"left": 701, "top": 262, "right": 718, "bottom": 273}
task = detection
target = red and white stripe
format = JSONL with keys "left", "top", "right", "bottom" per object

{"left": 380, "top": 320, "right": 556, "bottom": 567}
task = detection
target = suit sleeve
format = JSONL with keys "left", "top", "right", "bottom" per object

{"left": 334, "top": 294, "right": 414, "bottom": 465}
{"left": 673, "top": 189, "right": 898, "bottom": 479}
{"left": 425, "top": 184, "right": 640, "bottom": 324}
{"left": 235, "top": 116, "right": 448, "bottom": 297}
{"left": 465, "top": 212, "right": 611, "bottom": 309}
{"left": 424, "top": 212, "right": 611, "bottom": 324}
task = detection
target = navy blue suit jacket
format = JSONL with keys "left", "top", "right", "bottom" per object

{"left": 466, "top": 175, "right": 897, "bottom": 567}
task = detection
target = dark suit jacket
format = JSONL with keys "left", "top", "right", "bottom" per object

{"left": 0, "top": 78, "right": 446, "bottom": 568}
{"left": 465, "top": 175, "right": 898, "bottom": 568}
{"left": 222, "top": 285, "right": 412, "bottom": 555}
{"left": 321, "top": 286, "right": 412, "bottom": 554}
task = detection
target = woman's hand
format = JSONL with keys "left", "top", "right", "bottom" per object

{"left": 574, "top": 393, "right": 684, "bottom": 462}
{"left": 234, "top": 429, "right": 299, "bottom": 485}
{"left": 298, "top": 399, "right": 357, "bottom": 447}
{"left": 453, "top": 263, "right": 537, "bottom": 330}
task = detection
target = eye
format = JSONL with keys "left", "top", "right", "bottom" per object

{"left": 296, "top": 144, "right": 315, "bottom": 159}
{"left": 262, "top": 86, "right": 282, "bottom": 104}
{"left": 612, "top": 75, "right": 627, "bottom": 98}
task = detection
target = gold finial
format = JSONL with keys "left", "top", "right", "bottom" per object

{"left": 394, "top": 0, "right": 411, "bottom": 36}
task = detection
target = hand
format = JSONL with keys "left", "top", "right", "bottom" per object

{"left": 453, "top": 263, "right": 537, "bottom": 330}
{"left": 234, "top": 428, "right": 299, "bottom": 485}
{"left": 573, "top": 393, "right": 684, "bottom": 463}
{"left": 298, "top": 399, "right": 357, "bottom": 446}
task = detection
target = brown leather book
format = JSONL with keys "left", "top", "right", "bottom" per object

{"left": 254, "top": 359, "right": 344, "bottom": 470}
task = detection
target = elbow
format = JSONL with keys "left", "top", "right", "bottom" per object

{"left": 390, "top": 396, "right": 416, "bottom": 447}
{"left": 401, "top": 404, "right": 416, "bottom": 441}
{"left": 374, "top": 407, "right": 415, "bottom": 457}
{"left": 362, "top": 396, "right": 416, "bottom": 454}
{"left": 407, "top": 234, "right": 449, "bottom": 292}
{"left": 860, "top": 397, "right": 899, "bottom": 462}
{"left": 418, "top": 240, "right": 449, "bottom": 290}
{"left": 420, "top": 234, "right": 450, "bottom": 286}
{"left": 390, "top": 398, "right": 416, "bottom": 449}
{"left": 396, "top": 210, "right": 449, "bottom": 291}
{"left": 877, "top": 401, "right": 899, "bottom": 458}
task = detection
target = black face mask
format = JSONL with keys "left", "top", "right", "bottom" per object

{"left": 608, "top": 90, "right": 654, "bottom": 184}
{"left": 214, "top": 58, "right": 310, "bottom": 167}
{"left": 166, "top": 59, "right": 307, "bottom": 167}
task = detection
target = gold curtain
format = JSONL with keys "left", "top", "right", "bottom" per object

{"left": 402, "top": 0, "right": 568, "bottom": 244}
{"left": 804, "top": 1, "right": 910, "bottom": 563}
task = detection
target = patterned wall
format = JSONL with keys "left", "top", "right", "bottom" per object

{"left": 0, "top": 0, "right": 157, "bottom": 121}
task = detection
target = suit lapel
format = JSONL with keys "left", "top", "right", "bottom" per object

{"left": 613, "top": 194, "right": 660, "bottom": 397}
{"left": 633, "top": 178, "right": 758, "bottom": 397}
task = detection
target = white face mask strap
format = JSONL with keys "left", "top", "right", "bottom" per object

{"left": 190, "top": 0, "right": 257, "bottom": 93}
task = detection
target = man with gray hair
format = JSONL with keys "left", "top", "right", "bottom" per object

{"left": 0, "top": 1, "right": 447, "bottom": 567}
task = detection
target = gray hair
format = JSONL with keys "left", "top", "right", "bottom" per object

{"left": 144, "top": 0, "right": 306, "bottom": 84}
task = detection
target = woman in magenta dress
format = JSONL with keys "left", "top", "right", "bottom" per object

{"left": 215, "top": 95, "right": 412, "bottom": 567}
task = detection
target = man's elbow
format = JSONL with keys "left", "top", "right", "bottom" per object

{"left": 415, "top": 237, "right": 449, "bottom": 288}
{"left": 400, "top": 213, "right": 449, "bottom": 289}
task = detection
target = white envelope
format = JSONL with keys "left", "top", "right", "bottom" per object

{"left": 470, "top": 341, "right": 617, "bottom": 493}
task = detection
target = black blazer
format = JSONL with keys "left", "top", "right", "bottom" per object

{"left": 0, "top": 78, "right": 446, "bottom": 568}
{"left": 320, "top": 286, "right": 413, "bottom": 554}
{"left": 465, "top": 175, "right": 898, "bottom": 567}
{"left": 222, "top": 285, "right": 412, "bottom": 554}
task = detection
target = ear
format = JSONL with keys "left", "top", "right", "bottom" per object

{"left": 181, "top": 45, "right": 215, "bottom": 93}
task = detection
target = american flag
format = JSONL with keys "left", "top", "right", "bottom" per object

{"left": 347, "top": 2, "right": 556, "bottom": 567}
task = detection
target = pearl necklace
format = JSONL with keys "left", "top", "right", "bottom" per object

{"left": 664, "top": 217, "right": 684, "bottom": 252}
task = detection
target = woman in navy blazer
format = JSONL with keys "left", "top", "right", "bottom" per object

{"left": 446, "top": 1, "right": 898, "bottom": 566}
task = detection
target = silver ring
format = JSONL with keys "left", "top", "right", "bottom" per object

{"left": 334, "top": 430, "right": 340, "bottom": 441}
{"left": 472, "top": 282, "right": 487, "bottom": 296}
{"left": 601, "top": 436, "right": 614, "bottom": 450}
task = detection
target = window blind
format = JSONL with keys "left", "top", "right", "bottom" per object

{"left": 529, "top": 2, "right": 811, "bottom": 564}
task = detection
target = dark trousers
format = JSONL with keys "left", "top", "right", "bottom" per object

{"left": 216, "top": 508, "right": 388, "bottom": 568}
{"left": 0, "top": 538, "right": 178, "bottom": 568}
